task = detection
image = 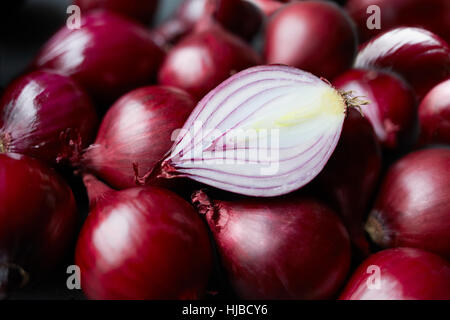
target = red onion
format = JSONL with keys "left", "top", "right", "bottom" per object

{"left": 75, "top": 175, "right": 212, "bottom": 300}
{"left": 159, "top": 65, "right": 356, "bottom": 197}
{"left": 0, "top": 153, "right": 77, "bottom": 298}
{"left": 245, "top": 0, "right": 284, "bottom": 16}
{"left": 158, "top": 22, "right": 262, "bottom": 100}
{"left": 346, "top": 0, "right": 450, "bottom": 44}
{"left": 355, "top": 27, "right": 450, "bottom": 100}
{"left": 0, "top": 70, "right": 98, "bottom": 166}
{"left": 418, "top": 79, "right": 450, "bottom": 146}
{"left": 192, "top": 191, "right": 351, "bottom": 299}
{"left": 33, "top": 11, "right": 165, "bottom": 105}
{"left": 73, "top": 0, "right": 159, "bottom": 24}
{"left": 340, "top": 247, "right": 450, "bottom": 300}
{"left": 366, "top": 148, "right": 450, "bottom": 259}
{"left": 82, "top": 86, "right": 196, "bottom": 189}
{"left": 333, "top": 69, "right": 417, "bottom": 150}
{"left": 264, "top": 1, "right": 357, "bottom": 80}
{"left": 315, "top": 109, "right": 382, "bottom": 255}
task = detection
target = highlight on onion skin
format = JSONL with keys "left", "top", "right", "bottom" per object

{"left": 418, "top": 79, "right": 450, "bottom": 146}
{"left": 158, "top": 22, "right": 262, "bottom": 101}
{"left": 73, "top": 0, "right": 159, "bottom": 25}
{"left": 315, "top": 108, "right": 382, "bottom": 256}
{"left": 333, "top": 69, "right": 417, "bottom": 150}
{"left": 339, "top": 247, "right": 450, "bottom": 300}
{"left": 75, "top": 175, "right": 213, "bottom": 300}
{"left": 355, "top": 27, "right": 450, "bottom": 100}
{"left": 192, "top": 191, "right": 351, "bottom": 300}
{"left": 0, "top": 153, "right": 77, "bottom": 298}
{"left": 345, "top": 0, "right": 450, "bottom": 44}
{"left": 264, "top": 1, "right": 358, "bottom": 80}
{"left": 366, "top": 148, "right": 450, "bottom": 259}
{"left": 32, "top": 11, "right": 165, "bottom": 106}
{"left": 0, "top": 70, "right": 98, "bottom": 166}
{"left": 82, "top": 86, "right": 196, "bottom": 189}
{"left": 159, "top": 65, "right": 352, "bottom": 197}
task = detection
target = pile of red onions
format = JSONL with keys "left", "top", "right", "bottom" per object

{"left": 32, "top": 11, "right": 165, "bottom": 105}
{"left": 264, "top": 1, "right": 358, "bottom": 80}
{"left": 333, "top": 69, "right": 417, "bottom": 150}
{"left": 340, "top": 247, "right": 450, "bottom": 300}
{"left": 0, "top": 153, "right": 77, "bottom": 298}
{"left": 0, "top": 70, "right": 98, "bottom": 166}
{"left": 75, "top": 175, "right": 212, "bottom": 299}
{"left": 82, "top": 86, "right": 196, "bottom": 189}
{"left": 355, "top": 27, "right": 450, "bottom": 100}
{"left": 366, "top": 148, "right": 450, "bottom": 259}
{"left": 158, "top": 65, "right": 354, "bottom": 197}
{"left": 192, "top": 191, "right": 351, "bottom": 299}
{"left": 418, "top": 79, "right": 450, "bottom": 146}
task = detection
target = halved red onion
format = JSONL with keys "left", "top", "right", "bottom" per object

{"left": 158, "top": 65, "right": 353, "bottom": 197}
{"left": 355, "top": 27, "right": 450, "bottom": 100}
{"left": 333, "top": 69, "right": 417, "bottom": 150}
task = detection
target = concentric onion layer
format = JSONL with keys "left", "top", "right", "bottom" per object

{"left": 162, "top": 65, "right": 347, "bottom": 197}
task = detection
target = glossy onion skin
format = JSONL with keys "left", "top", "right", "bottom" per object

{"left": 0, "top": 71, "right": 98, "bottom": 166}
{"left": 33, "top": 11, "right": 165, "bottom": 105}
{"left": 333, "top": 69, "right": 417, "bottom": 150}
{"left": 366, "top": 148, "right": 450, "bottom": 259}
{"left": 418, "top": 79, "right": 450, "bottom": 146}
{"left": 73, "top": 0, "right": 159, "bottom": 25}
{"left": 158, "top": 24, "right": 262, "bottom": 100}
{"left": 346, "top": 0, "right": 450, "bottom": 43}
{"left": 75, "top": 184, "right": 212, "bottom": 300}
{"left": 355, "top": 27, "right": 450, "bottom": 100}
{"left": 264, "top": 1, "right": 357, "bottom": 80}
{"left": 316, "top": 109, "right": 382, "bottom": 255}
{"left": 193, "top": 192, "right": 351, "bottom": 300}
{"left": 340, "top": 248, "right": 450, "bottom": 300}
{"left": 0, "top": 153, "right": 77, "bottom": 295}
{"left": 82, "top": 86, "right": 196, "bottom": 189}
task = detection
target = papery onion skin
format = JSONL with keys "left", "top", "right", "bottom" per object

{"left": 333, "top": 69, "right": 417, "bottom": 150}
{"left": 345, "top": 0, "right": 450, "bottom": 44}
{"left": 82, "top": 86, "right": 196, "bottom": 189}
{"left": 33, "top": 11, "right": 165, "bottom": 106}
{"left": 73, "top": 0, "right": 159, "bottom": 25}
{"left": 192, "top": 191, "right": 351, "bottom": 300}
{"left": 158, "top": 23, "right": 262, "bottom": 100}
{"left": 339, "top": 247, "right": 450, "bottom": 300}
{"left": 355, "top": 27, "right": 450, "bottom": 100}
{"left": 0, "top": 153, "right": 77, "bottom": 297}
{"left": 0, "top": 70, "right": 98, "bottom": 166}
{"left": 76, "top": 175, "right": 212, "bottom": 300}
{"left": 161, "top": 65, "right": 348, "bottom": 197}
{"left": 418, "top": 79, "right": 450, "bottom": 146}
{"left": 315, "top": 109, "right": 382, "bottom": 256}
{"left": 366, "top": 148, "right": 450, "bottom": 259}
{"left": 264, "top": 1, "right": 357, "bottom": 80}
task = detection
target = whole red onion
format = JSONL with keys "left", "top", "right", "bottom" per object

{"left": 158, "top": 23, "right": 262, "bottom": 100}
{"left": 192, "top": 191, "right": 351, "bottom": 299}
{"left": 264, "top": 1, "right": 357, "bottom": 80}
{"left": 0, "top": 153, "right": 77, "bottom": 298}
{"left": 366, "top": 148, "right": 450, "bottom": 259}
{"left": 333, "top": 69, "right": 417, "bottom": 150}
{"left": 73, "top": 0, "right": 159, "bottom": 25}
{"left": 340, "top": 247, "right": 450, "bottom": 300}
{"left": 418, "top": 79, "right": 450, "bottom": 146}
{"left": 75, "top": 175, "right": 212, "bottom": 300}
{"left": 33, "top": 11, "right": 165, "bottom": 106}
{"left": 82, "top": 85, "right": 196, "bottom": 189}
{"left": 355, "top": 27, "right": 450, "bottom": 100}
{"left": 315, "top": 108, "right": 382, "bottom": 256}
{"left": 346, "top": 0, "right": 450, "bottom": 43}
{"left": 0, "top": 70, "right": 98, "bottom": 166}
